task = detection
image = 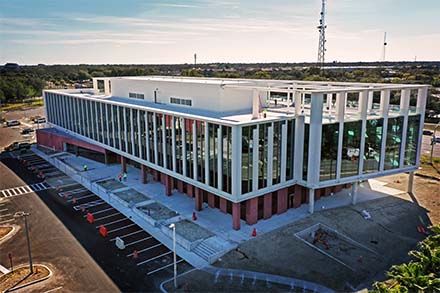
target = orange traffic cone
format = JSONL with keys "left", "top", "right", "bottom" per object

{"left": 192, "top": 212, "right": 197, "bottom": 221}
{"left": 133, "top": 250, "right": 139, "bottom": 259}
{"left": 252, "top": 228, "right": 257, "bottom": 237}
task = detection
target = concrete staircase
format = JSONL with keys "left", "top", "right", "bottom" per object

{"left": 193, "top": 240, "right": 218, "bottom": 263}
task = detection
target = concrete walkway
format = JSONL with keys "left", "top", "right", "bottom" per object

{"left": 30, "top": 145, "right": 396, "bottom": 269}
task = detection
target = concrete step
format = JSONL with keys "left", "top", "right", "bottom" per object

{"left": 193, "top": 241, "right": 218, "bottom": 261}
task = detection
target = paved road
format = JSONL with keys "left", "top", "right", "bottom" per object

{"left": 0, "top": 155, "right": 119, "bottom": 292}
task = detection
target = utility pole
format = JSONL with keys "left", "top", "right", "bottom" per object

{"left": 14, "top": 211, "right": 33, "bottom": 273}
{"left": 381, "top": 32, "right": 388, "bottom": 62}
{"left": 317, "top": 0, "right": 327, "bottom": 68}
{"left": 194, "top": 53, "right": 197, "bottom": 69}
{"left": 169, "top": 223, "right": 177, "bottom": 288}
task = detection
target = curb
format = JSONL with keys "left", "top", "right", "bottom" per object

{"left": 0, "top": 225, "right": 19, "bottom": 245}
{"left": 415, "top": 172, "right": 440, "bottom": 181}
{"left": 2, "top": 264, "right": 53, "bottom": 293}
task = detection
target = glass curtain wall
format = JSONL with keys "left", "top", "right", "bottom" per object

{"left": 303, "top": 124, "right": 310, "bottom": 180}
{"left": 222, "top": 125, "right": 232, "bottom": 194}
{"left": 286, "top": 120, "right": 295, "bottom": 180}
{"left": 320, "top": 123, "right": 339, "bottom": 181}
{"left": 340, "top": 121, "right": 362, "bottom": 178}
{"left": 384, "top": 116, "right": 404, "bottom": 170}
{"left": 363, "top": 118, "right": 383, "bottom": 173}
{"left": 404, "top": 114, "right": 420, "bottom": 167}
{"left": 241, "top": 125, "right": 257, "bottom": 193}
{"left": 258, "top": 123, "right": 269, "bottom": 189}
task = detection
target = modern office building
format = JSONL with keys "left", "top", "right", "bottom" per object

{"left": 38, "top": 76, "right": 428, "bottom": 230}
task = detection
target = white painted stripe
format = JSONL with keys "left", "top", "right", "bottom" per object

{"left": 0, "top": 264, "right": 11, "bottom": 274}
{"left": 0, "top": 218, "right": 14, "bottom": 224}
{"left": 125, "top": 236, "right": 153, "bottom": 247}
{"left": 107, "top": 223, "right": 136, "bottom": 234}
{"left": 137, "top": 251, "right": 172, "bottom": 266}
{"left": 110, "top": 229, "right": 143, "bottom": 241}
{"left": 37, "top": 183, "right": 47, "bottom": 189}
{"left": 42, "top": 286, "right": 63, "bottom": 293}
{"left": 0, "top": 208, "right": 8, "bottom": 212}
{"left": 93, "top": 212, "right": 121, "bottom": 222}
{"left": 67, "top": 194, "right": 94, "bottom": 202}
{"left": 31, "top": 184, "right": 41, "bottom": 191}
{"left": 8, "top": 189, "right": 16, "bottom": 195}
{"left": 23, "top": 186, "right": 33, "bottom": 193}
{"left": 127, "top": 243, "right": 162, "bottom": 257}
{"left": 0, "top": 191, "right": 6, "bottom": 197}
{"left": 95, "top": 217, "right": 128, "bottom": 228}
{"left": 146, "top": 259, "right": 184, "bottom": 275}
{"left": 0, "top": 213, "right": 12, "bottom": 218}
{"left": 83, "top": 207, "right": 115, "bottom": 217}
{"left": 4, "top": 190, "right": 12, "bottom": 196}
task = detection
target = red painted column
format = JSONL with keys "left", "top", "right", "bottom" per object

{"left": 333, "top": 184, "right": 343, "bottom": 193}
{"left": 277, "top": 188, "right": 288, "bottom": 214}
{"left": 141, "top": 165, "right": 147, "bottom": 184}
{"left": 246, "top": 198, "right": 258, "bottom": 225}
{"left": 263, "top": 193, "right": 272, "bottom": 219}
{"left": 315, "top": 188, "right": 322, "bottom": 201}
{"left": 195, "top": 187, "right": 202, "bottom": 211}
{"left": 165, "top": 175, "right": 172, "bottom": 196}
{"left": 324, "top": 187, "right": 332, "bottom": 197}
{"left": 160, "top": 173, "right": 166, "bottom": 185}
{"left": 152, "top": 170, "right": 159, "bottom": 181}
{"left": 177, "top": 180, "right": 184, "bottom": 193}
{"left": 219, "top": 198, "right": 227, "bottom": 213}
{"left": 187, "top": 184, "right": 194, "bottom": 198}
{"left": 232, "top": 202, "right": 241, "bottom": 230}
{"left": 294, "top": 185, "right": 302, "bottom": 208}
{"left": 207, "top": 193, "right": 215, "bottom": 208}
{"left": 121, "top": 156, "right": 127, "bottom": 173}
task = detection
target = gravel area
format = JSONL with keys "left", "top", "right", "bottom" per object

{"left": 137, "top": 202, "right": 178, "bottom": 220}
{"left": 175, "top": 219, "right": 214, "bottom": 242}
{"left": 96, "top": 179, "right": 125, "bottom": 190}
{"left": 114, "top": 188, "right": 149, "bottom": 204}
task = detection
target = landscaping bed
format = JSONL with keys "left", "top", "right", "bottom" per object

{"left": 0, "top": 265, "right": 51, "bottom": 292}
{"left": 0, "top": 226, "right": 13, "bottom": 240}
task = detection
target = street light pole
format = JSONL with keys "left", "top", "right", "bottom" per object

{"left": 14, "top": 212, "right": 33, "bottom": 273}
{"left": 169, "top": 223, "right": 177, "bottom": 288}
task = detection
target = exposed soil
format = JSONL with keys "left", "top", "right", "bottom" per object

{"left": 0, "top": 265, "right": 50, "bottom": 292}
{"left": 0, "top": 226, "right": 13, "bottom": 239}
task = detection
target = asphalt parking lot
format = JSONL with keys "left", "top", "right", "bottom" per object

{"left": 6, "top": 152, "right": 193, "bottom": 291}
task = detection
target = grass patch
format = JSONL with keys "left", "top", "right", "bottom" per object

{"left": 0, "top": 265, "right": 50, "bottom": 292}
{"left": 1, "top": 98, "right": 44, "bottom": 111}
{"left": 0, "top": 226, "right": 13, "bottom": 240}
{"left": 417, "top": 155, "right": 440, "bottom": 178}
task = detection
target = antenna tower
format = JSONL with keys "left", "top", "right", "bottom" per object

{"left": 194, "top": 53, "right": 197, "bottom": 68}
{"left": 317, "top": 0, "right": 327, "bottom": 67}
{"left": 381, "top": 32, "right": 387, "bottom": 62}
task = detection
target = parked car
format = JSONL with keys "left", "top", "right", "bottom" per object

{"left": 6, "top": 120, "right": 21, "bottom": 127}
{"left": 35, "top": 117, "right": 46, "bottom": 123}
{"left": 423, "top": 130, "right": 434, "bottom": 136}
{"left": 21, "top": 128, "right": 34, "bottom": 134}
{"left": 4, "top": 141, "right": 31, "bottom": 151}
{"left": 432, "top": 137, "right": 440, "bottom": 144}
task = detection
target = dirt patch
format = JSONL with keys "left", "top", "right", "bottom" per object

{"left": 137, "top": 202, "right": 178, "bottom": 220}
{"left": 0, "top": 226, "right": 13, "bottom": 239}
{"left": 175, "top": 219, "right": 214, "bottom": 242}
{"left": 0, "top": 265, "right": 50, "bottom": 292}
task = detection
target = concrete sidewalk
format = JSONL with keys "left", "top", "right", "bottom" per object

{"left": 30, "top": 145, "right": 396, "bottom": 268}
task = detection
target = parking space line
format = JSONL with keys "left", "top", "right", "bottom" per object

{"left": 0, "top": 191, "right": 6, "bottom": 197}
{"left": 125, "top": 236, "right": 153, "bottom": 247}
{"left": 107, "top": 223, "right": 136, "bottom": 234}
{"left": 0, "top": 208, "right": 8, "bottom": 212}
{"left": 0, "top": 213, "right": 13, "bottom": 218}
{"left": 59, "top": 188, "right": 87, "bottom": 197}
{"left": 146, "top": 259, "right": 184, "bottom": 275}
{"left": 93, "top": 212, "right": 121, "bottom": 222}
{"left": 137, "top": 251, "right": 172, "bottom": 266}
{"left": 83, "top": 207, "right": 115, "bottom": 217}
{"left": 67, "top": 194, "right": 94, "bottom": 202}
{"left": 73, "top": 200, "right": 105, "bottom": 211}
{"left": 8, "top": 189, "right": 17, "bottom": 195}
{"left": 23, "top": 186, "right": 33, "bottom": 193}
{"left": 110, "top": 229, "right": 143, "bottom": 241}
{"left": 18, "top": 187, "right": 27, "bottom": 193}
{"left": 95, "top": 218, "right": 128, "bottom": 228}
{"left": 0, "top": 218, "right": 14, "bottom": 224}
{"left": 127, "top": 243, "right": 162, "bottom": 257}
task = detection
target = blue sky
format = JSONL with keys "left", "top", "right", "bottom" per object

{"left": 0, "top": 0, "right": 439, "bottom": 64}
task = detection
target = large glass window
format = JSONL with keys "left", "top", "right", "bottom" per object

{"left": 363, "top": 119, "right": 383, "bottom": 173}
{"left": 208, "top": 123, "right": 220, "bottom": 188}
{"left": 175, "top": 117, "right": 184, "bottom": 175}
{"left": 384, "top": 116, "right": 404, "bottom": 170}
{"left": 222, "top": 125, "right": 232, "bottom": 194}
{"left": 196, "top": 121, "right": 205, "bottom": 183}
{"left": 147, "top": 112, "right": 155, "bottom": 163}
{"left": 272, "top": 121, "right": 283, "bottom": 185}
{"left": 286, "top": 120, "right": 295, "bottom": 180}
{"left": 165, "top": 115, "right": 173, "bottom": 170}
{"left": 133, "top": 109, "right": 139, "bottom": 157}
{"left": 404, "top": 114, "right": 420, "bottom": 167}
{"left": 340, "top": 121, "right": 362, "bottom": 178}
{"left": 320, "top": 123, "right": 339, "bottom": 181}
{"left": 303, "top": 124, "right": 310, "bottom": 181}
{"left": 241, "top": 125, "right": 256, "bottom": 193}
{"left": 258, "top": 123, "right": 269, "bottom": 188}
{"left": 185, "top": 119, "right": 194, "bottom": 178}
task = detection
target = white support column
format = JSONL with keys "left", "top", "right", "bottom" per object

{"left": 182, "top": 118, "right": 187, "bottom": 176}
{"left": 131, "top": 109, "right": 135, "bottom": 155}
{"left": 308, "top": 189, "right": 315, "bottom": 214}
{"left": 145, "top": 113, "right": 150, "bottom": 161}
{"left": 137, "top": 109, "right": 142, "bottom": 159}
{"left": 267, "top": 125, "right": 274, "bottom": 187}
{"left": 358, "top": 90, "right": 369, "bottom": 175}
{"left": 204, "top": 123, "right": 210, "bottom": 185}
{"left": 111, "top": 105, "right": 116, "bottom": 147}
{"left": 351, "top": 182, "right": 359, "bottom": 205}
{"left": 84, "top": 99, "right": 90, "bottom": 137}
{"left": 415, "top": 87, "right": 428, "bottom": 167}
{"left": 123, "top": 108, "right": 129, "bottom": 152}
{"left": 252, "top": 127, "right": 259, "bottom": 192}
{"left": 153, "top": 113, "right": 158, "bottom": 164}
{"left": 280, "top": 122, "right": 288, "bottom": 182}
{"left": 217, "top": 126, "right": 223, "bottom": 190}
{"left": 379, "top": 90, "right": 390, "bottom": 171}
{"left": 162, "top": 115, "right": 167, "bottom": 169}
{"left": 336, "top": 92, "right": 346, "bottom": 179}
{"left": 172, "top": 116, "right": 176, "bottom": 172}
{"left": 93, "top": 102, "right": 98, "bottom": 141}
{"left": 192, "top": 121, "right": 198, "bottom": 181}
{"left": 105, "top": 103, "right": 110, "bottom": 144}
{"left": 231, "top": 126, "right": 242, "bottom": 197}
{"left": 399, "top": 89, "right": 411, "bottom": 167}
{"left": 294, "top": 91, "right": 302, "bottom": 114}
{"left": 408, "top": 171, "right": 414, "bottom": 194}
{"left": 367, "top": 88, "right": 374, "bottom": 111}
{"left": 117, "top": 106, "right": 122, "bottom": 149}
{"left": 307, "top": 93, "right": 324, "bottom": 186}
{"left": 100, "top": 103, "right": 105, "bottom": 143}
{"left": 294, "top": 115, "right": 304, "bottom": 181}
